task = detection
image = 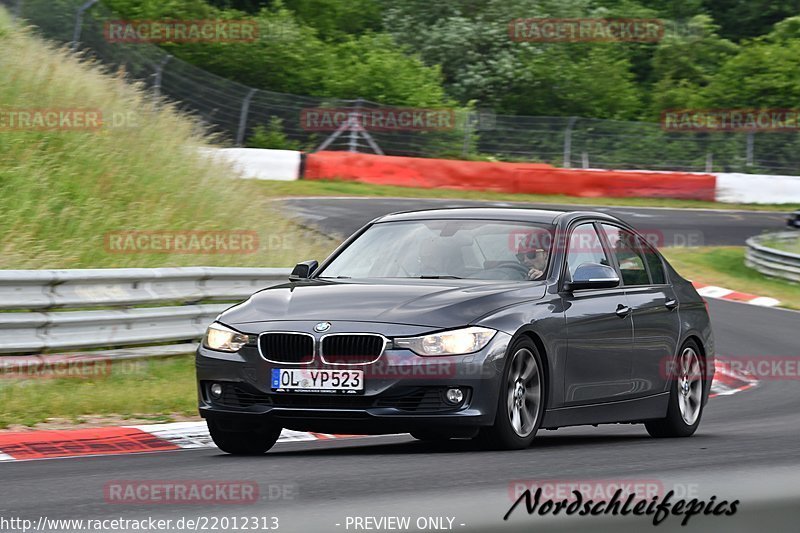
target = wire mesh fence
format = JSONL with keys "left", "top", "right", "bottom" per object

{"left": 4, "top": 0, "right": 800, "bottom": 174}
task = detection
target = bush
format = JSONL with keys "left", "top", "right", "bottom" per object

{"left": 246, "top": 117, "right": 303, "bottom": 150}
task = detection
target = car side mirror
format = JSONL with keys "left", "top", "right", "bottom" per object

{"left": 290, "top": 260, "right": 318, "bottom": 281}
{"left": 564, "top": 263, "right": 620, "bottom": 291}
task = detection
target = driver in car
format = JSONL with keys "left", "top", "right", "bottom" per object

{"left": 518, "top": 248, "right": 548, "bottom": 280}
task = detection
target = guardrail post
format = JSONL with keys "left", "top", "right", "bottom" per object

{"left": 70, "top": 0, "right": 98, "bottom": 52}
{"left": 746, "top": 132, "right": 754, "bottom": 167}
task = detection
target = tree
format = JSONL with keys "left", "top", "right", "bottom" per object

{"left": 649, "top": 15, "right": 738, "bottom": 116}
{"left": 281, "top": 0, "right": 383, "bottom": 40}
{"left": 703, "top": 18, "right": 800, "bottom": 108}
{"left": 499, "top": 45, "right": 643, "bottom": 119}
{"left": 700, "top": 0, "right": 800, "bottom": 41}
{"left": 322, "top": 34, "right": 448, "bottom": 105}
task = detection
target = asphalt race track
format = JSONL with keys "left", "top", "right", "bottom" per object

{"left": 280, "top": 197, "right": 789, "bottom": 246}
{"left": 1, "top": 199, "right": 798, "bottom": 533}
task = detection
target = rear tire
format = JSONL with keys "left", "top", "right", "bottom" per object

{"left": 476, "top": 337, "right": 545, "bottom": 450}
{"left": 207, "top": 419, "right": 282, "bottom": 455}
{"left": 645, "top": 340, "right": 705, "bottom": 438}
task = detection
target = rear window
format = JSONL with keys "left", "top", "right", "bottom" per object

{"left": 639, "top": 238, "right": 666, "bottom": 284}
{"left": 600, "top": 224, "right": 650, "bottom": 286}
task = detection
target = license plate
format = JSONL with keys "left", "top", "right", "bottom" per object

{"left": 271, "top": 368, "right": 364, "bottom": 394}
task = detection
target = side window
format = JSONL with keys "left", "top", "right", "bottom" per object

{"left": 566, "top": 223, "right": 610, "bottom": 279}
{"left": 600, "top": 224, "right": 650, "bottom": 286}
{"left": 639, "top": 237, "right": 666, "bottom": 284}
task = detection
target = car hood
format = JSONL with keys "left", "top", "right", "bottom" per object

{"left": 218, "top": 278, "right": 547, "bottom": 329}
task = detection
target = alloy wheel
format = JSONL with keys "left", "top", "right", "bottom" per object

{"left": 506, "top": 347, "right": 541, "bottom": 437}
{"left": 677, "top": 346, "right": 703, "bottom": 425}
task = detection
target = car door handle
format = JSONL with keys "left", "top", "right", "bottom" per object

{"left": 615, "top": 304, "right": 631, "bottom": 318}
{"left": 665, "top": 299, "right": 678, "bottom": 310}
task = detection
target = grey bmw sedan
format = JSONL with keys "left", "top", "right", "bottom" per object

{"left": 196, "top": 208, "right": 714, "bottom": 453}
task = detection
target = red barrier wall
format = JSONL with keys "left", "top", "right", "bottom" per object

{"left": 304, "top": 151, "right": 717, "bottom": 201}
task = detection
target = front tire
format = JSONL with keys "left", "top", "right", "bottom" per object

{"left": 476, "top": 337, "right": 545, "bottom": 450}
{"left": 645, "top": 340, "right": 705, "bottom": 438}
{"left": 207, "top": 419, "right": 282, "bottom": 455}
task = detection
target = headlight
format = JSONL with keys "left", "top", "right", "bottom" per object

{"left": 202, "top": 322, "right": 249, "bottom": 352}
{"left": 394, "top": 326, "right": 496, "bottom": 356}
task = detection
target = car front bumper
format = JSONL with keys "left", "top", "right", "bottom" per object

{"left": 196, "top": 324, "right": 512, "bottom": 434}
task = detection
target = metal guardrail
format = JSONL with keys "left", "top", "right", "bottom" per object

{"left": 745, "top": 232, "right": 800, "bottom": 283}
{"left": 0, "top": 267, "right": 292, "bottom": 354}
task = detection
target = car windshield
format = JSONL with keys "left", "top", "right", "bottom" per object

{"left": 317, "top": 219, "right": 554, "bottom": 281}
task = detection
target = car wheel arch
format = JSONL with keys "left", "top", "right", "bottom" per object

{"left": 669, "top": 334, "right": 711, "bottom": 403}
{"left": 508, "top": 327, "right": 551, "bottom": 409}
{"left": 683, "top": 333, "right": 709, "bottom": 374}
{"left": 678, "top": 333, "right": 708, "bottom": 363}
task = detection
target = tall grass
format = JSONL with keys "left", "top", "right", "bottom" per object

{"left": 0, "top": 7, "right": 335, "bottom": 269}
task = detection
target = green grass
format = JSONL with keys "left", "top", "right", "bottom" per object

{"left": 0, "top": 355, "right": 196, "bottom": 429}
{"left": 662, "top": 246, "right": 800, "bottom": 310}
{"left": 764, "top": 235, "right": 800, "bottom": 254}
{"left": 256, "top": 179, "right": 800, "bottom": 212}
{"left": 0, "top": 9, "right": 334, "bottom": 269}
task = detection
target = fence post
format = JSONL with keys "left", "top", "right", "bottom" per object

{"left": 461, "top": 111, "right": 473, "bottom": 159}
{"left": 349, "top": 98, "right": 364, "bottom": 153}
{"left": 563, "top": 116, "right": 577, "bottom": 168}
{"left": 13, "top": 0, "right": 22, "bottom": 21}
{"left": 746, "top": 132, "right": 754, "bottom": 167}
{"left": 705, "top": 152, "right": 713, "bottom": 172}
{"left": 153, "top": 55, "right": 172, "bottom": 101}
{"left": 70, "top": 0, "right": 98, "bottom": 52}
{"left": 235, "top": 88, "right": 257, "bottom": 147}
{"left": 581, "top": 152, "right": 589, "bottom": 169}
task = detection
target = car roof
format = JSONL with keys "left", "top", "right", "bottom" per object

{"left": 375, "top": 207, "right": 621, "bottom": 226}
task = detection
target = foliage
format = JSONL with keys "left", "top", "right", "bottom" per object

{"left": 14, "top": 0, "right": 800, "bottom": 149}
{"left": 246, "top": 117, "right": 303, "bottom": 150}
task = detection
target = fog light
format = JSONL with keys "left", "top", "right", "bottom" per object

{"left": 210, "top": 383, "right": 223, "bottom": 399}
{"left": 445, "top": 387, "right": 464, "bottom": 405}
